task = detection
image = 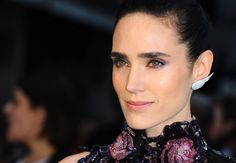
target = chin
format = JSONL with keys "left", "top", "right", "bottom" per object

{"left": 125, "top": 116, "right": 153, "bottom": 130}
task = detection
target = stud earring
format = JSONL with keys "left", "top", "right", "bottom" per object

{"left": 191, "top": 73, "right": 214, "bottom": 90}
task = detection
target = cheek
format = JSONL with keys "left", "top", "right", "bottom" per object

{"left": 7, "top": 107, "right": 36, "bottom": 140}
{"left": 7, "top": 111, "right": 26, "bottom": 141}
{"left": 8, "top": 107, "right": 25, "bottom": 129}
{"left": 148, "top": 67, "right": 191, "bottom": 107}
{"left": 160, "top": 71, "right": 190, "bottom": 94}
{"left": 112, "top": 68, "right": 127, "bottom": 97}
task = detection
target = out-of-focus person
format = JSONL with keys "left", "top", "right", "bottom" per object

{"left": 208, "top": 96, "right": 236, "bottom": 158}
{"left": 3, "top": 71, "right": 78, "bottom": 163}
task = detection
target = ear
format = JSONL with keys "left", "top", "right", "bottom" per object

{"left": 33, "top": 105, "right": 47, "bottom": 126}
{"left": 192, "top": 50, "right": 214, "bottom": 82}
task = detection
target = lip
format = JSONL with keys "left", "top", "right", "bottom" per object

{"left": 126, "top": 101, "right": 154, "bottom": 111}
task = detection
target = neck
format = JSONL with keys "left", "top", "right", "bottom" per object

{"left": 146, "top": 102, "right": 192, "bottom": 137}
{"left": 24, "top": 137, "right": 55, "bottom": 163}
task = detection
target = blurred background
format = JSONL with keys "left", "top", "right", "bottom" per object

{"left": 0, "top": 0, "right": 235, "bottom": 162}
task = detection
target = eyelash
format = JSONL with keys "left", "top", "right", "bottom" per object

{"left": 112, "top": 58, "right": 129, "bottom": 68}
{"left": 147, "top": 59, "right": 166, "bottom": 68}
{"left": 111, "top": 58, "right": 166, "bottom": 69}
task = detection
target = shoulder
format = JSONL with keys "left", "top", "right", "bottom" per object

{"left": 206, "top": 148, "right": 236, "bottom": 163}
{"left": 59, "top": 152, "right": 90, "bottom": 163}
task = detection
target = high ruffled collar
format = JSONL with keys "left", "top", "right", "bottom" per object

{"left": 79, "top": 118, "right": 208, "bottom": 163}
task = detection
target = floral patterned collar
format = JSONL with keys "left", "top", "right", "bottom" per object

{"left": 78, "top": 118, "right": 208, "bottom": 163}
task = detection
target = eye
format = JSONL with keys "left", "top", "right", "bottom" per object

{"left": 112, "top": 58, "right": 129, "bottom": 68}
{"left": 11, "top": 98, "right": 17, "bottom": 107}
{"left": 148, "top": 59, "right": 165, "bottom": 68}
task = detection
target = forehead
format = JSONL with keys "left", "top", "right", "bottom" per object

{"left": 112, "top": 12, "right": 187, "bottom": 57}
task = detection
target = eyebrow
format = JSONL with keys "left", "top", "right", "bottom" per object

{"left": 111, "top": 52, "right": 128, "bottom": 59}
{"left": 138, "top": 52, "right": 171, "bottom": 58}
{"left": 111, "top": 51, "right": 170, "bottom": 59}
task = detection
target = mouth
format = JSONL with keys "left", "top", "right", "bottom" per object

{"left": 126, "top": 100, "right": 154, "bottom": 111}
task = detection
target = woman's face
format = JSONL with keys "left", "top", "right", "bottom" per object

{"left": 112, "top": 13, "right": 194, "bottom": 135}
{"left": 3, "top": 89, "right": 44, "bottom": 142}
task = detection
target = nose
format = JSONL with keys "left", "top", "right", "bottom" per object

{"left": 126, "top": 67, "right": 145, "bottom": 94}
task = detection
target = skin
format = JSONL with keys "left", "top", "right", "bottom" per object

{"left": 60, "top": 12, "right": 213, "bottom": 162}
{"left": 4, "top": 89, "right": 55, "bottom": 163}
{"left": 112, "top": 13, "right": 194, "bottom": 137}
{"left": 4, "top": 89, "right": 44, "bottom": 142}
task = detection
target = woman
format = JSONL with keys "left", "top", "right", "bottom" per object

{"left": 61, "top": 0, "right": 236, "bottom": 162}
{"left": 4, "top": 72, "right": 77, "bottom": 163}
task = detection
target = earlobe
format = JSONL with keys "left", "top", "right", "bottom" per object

{"left": 191, "top": 72, "right": 214, "bottom": 90}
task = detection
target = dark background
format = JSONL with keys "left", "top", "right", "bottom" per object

{"left": 0, "top": 0, "right": 235, "bottom": 161}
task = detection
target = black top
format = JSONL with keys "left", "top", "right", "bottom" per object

{"left": 78, "top": 119, "right": 236, "bottom": 163}
{"left": 8, "top": 149, "right": 69, "bottom": 163}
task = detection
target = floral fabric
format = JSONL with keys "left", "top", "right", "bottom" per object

{"left": 78, "top": 119, "right": 209, "bottom": 163}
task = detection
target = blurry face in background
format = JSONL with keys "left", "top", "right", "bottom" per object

{"left": 209, "top": 105, "right": 234, "bottom": 142}
{"left": 112, "top": 13, "right": 193, "bottom": 136}
{"left": 3, "top": 89, "right": 44, "bottom": 143}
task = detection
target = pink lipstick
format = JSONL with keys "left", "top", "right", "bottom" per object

{"left": 126, "top": 101, "right": 154, "bottom": 111}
